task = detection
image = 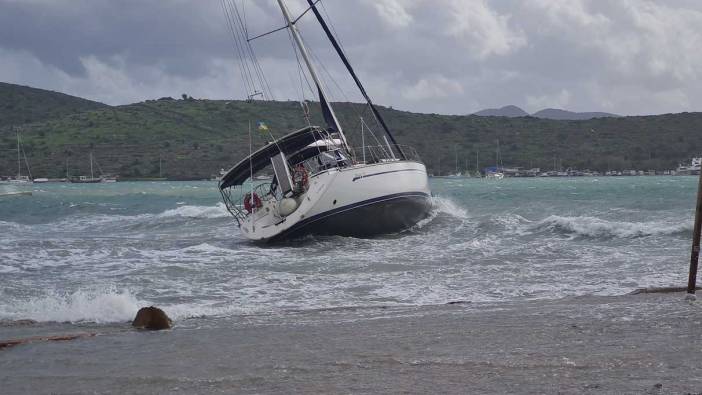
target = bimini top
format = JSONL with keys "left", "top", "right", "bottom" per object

{"left": 219, "top": 125, "right": 332, "bottom": 189}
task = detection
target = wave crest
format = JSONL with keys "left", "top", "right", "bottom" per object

{"left": 533, "top": 215, "right": 691, "bottom": 239}
{"left": 158, "top": 203, "right": 229, "bottom": 219}
{"left": 1, "top": 288, "right": 143, "bottom": 324}
{"left": 431, "top": 196, "right": 468, "bottom": 219}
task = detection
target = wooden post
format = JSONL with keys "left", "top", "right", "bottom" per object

{"left": 687, "top": 170, "right": 702, "bottom": 294}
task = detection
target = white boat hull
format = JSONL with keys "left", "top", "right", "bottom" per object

{"left": 240, "top": 160, "right": 431, "bottom": 241}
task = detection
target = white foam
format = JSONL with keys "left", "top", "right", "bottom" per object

{"left": 492, "top": 213, "right": 531, "bottom": 230}
{"left": 158, "top": 203, "right": 229, "bottom": 219}
{"left": 431, "top": 196, "right": 469, "bottom": 219}
{"left": 1, "top": 288, "right": 144, "bottom": 324}
{"left": 180, "top": 242, "right": 235, "bottom": 255}
{"left": 533, "top": 215, "right": 691, "bottom": 238}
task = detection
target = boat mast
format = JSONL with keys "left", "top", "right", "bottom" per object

{"left": 16, "top": 129, "right": 21, "bottom": 179}
{"left": 276, "top": 0, "right": 349, "bottom": 151}
{"left": 454, "top": 148, "right": 458, "bottom": 174}
{"left": 496, "top": 139, "right": 501, "bottom": 171}
{"left": 90, "top": 152, "right": 94, "bottom": 179}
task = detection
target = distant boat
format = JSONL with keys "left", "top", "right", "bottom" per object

{"left": 210, "top": 168, "right": 229, "bottom": 181}
{"left": 69, "top": 152, "right": 103, "bottom": 183}
{"left": 70, "top": 175, "right": 101, "bottom": 183}
{"left": 676, "top": 157, "right": 701, "bottom": 175}
{"left": 1, "top": 130, "right": 32, "bottom": 184}
{"left": 485, "top": 171, "right": 504, "bottom": 180}
{"left": 434, "top": 148, "right": 464, "bottom": 178}
{"left": 485, "top": 140, "right": 504, "bottom": 179}
{"left": 433, "top": 150, "right": 465, "bottom": 178}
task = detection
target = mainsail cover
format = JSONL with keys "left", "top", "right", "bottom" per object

{"left": 318, "top": 87, "right": 338, "bottom": 132}
{"left": 306, "top": 0, "right": 406, "bottom": 160}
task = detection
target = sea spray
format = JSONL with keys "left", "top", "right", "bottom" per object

{"left": 0, "top": 287, "right": 144, "bottom": 324}
{"left": 431, "top": 196, "right": 469, "bottom": 219}
{"left": 410, "top": 196, "right": 469, "bottom": 231}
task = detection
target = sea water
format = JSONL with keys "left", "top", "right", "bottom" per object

{"left": 0, "top": 177, "right": 696, "bottom": 324}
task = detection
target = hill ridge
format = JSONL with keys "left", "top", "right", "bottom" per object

{"left": 1, "top": 83, "right": 700, "bottom": 179}
{"left": 0, "top": 82, "right": 108, "bottom": 127}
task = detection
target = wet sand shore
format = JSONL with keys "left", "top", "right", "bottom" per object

{"left": 2, "top": 293, "right": 702, "bottom": 394}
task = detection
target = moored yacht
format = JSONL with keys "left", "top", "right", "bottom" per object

{"left": 69, "top": 152, "right": 116, "bottom": 183}
{"left": 1, "top": 130, "right": 32, "bottom": 184}
{"left": 676, "top": 157, "right": 701, "bottom": 175}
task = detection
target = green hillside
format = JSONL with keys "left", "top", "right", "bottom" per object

{"left": 0, "top": 82, "right": 107, "bottom": 127}
{"left": 0, "top": 82, "right": 701, "bottom": 179}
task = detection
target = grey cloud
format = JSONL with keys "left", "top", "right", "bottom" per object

{"left": 1, "top": 0, "right": 701, "bottom": 116}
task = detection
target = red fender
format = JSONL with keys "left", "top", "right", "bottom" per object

{"left": 293, "top": 165, "right": 309, "bottom": 190}
{"left": 243, "top": 192, "right": 262, "bottom": 213}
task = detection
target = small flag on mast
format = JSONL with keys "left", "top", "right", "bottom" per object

{"left": 256, "top": 121, "right": 269, "bottom": 132}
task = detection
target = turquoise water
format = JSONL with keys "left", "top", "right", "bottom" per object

{"left": 0, "top": 177, "right": 697, "bottom": 324}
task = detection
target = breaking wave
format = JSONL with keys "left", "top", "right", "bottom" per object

{"left": 0, "top": 288, "right": 144, "bottom": 324}
{"left": 431, "top": 196, "right": 469, "bottom": 219}
{"left": 410, "top": 196, "right": 469, "bottom": 230}
{"left": 0, "top": 286, "right": 251, "bottom": 324}
{"left": 532, "top": 215, "right": 691, "bottom": 239}
{"left": 158, "top": 203, "right": 229, "bottom": 219}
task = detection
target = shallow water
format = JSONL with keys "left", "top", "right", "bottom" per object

{"left": 0, "top": 177, "right": 697, "bottom": 324}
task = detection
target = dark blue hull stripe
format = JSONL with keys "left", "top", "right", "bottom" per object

{"left": 271, "top": 191, "right": 431, "bottom": 241}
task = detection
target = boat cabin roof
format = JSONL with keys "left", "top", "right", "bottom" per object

{"left": 219, "top": 126, "right": 337, "bottom": 189}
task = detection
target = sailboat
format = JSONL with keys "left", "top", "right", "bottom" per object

{"left": 433, "top": 149, "right": 463, "bottom": 178}
{"left": 218, "top": 0, "right": 431, "bottom": 242}
{"left": 69, "top": 152, "right": 102, "bottom": 183}
{"left": 485, "top": 140, "right": 505, "bottom": 180}
{"left": 1, "top": 130, "right": 32, "bottom": 184}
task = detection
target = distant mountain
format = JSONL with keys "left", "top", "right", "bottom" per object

{"left": 531, "top": 108, "right": 619, "bottom": 120}
{"left": 0, "top": 82, "right": 108, "bottom": 127}
{"left": 473, "top": 105, "right": 528, "bottom": 118}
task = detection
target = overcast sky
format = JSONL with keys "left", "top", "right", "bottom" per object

{"left": 2, "top": 0, "right": 701, "bottom": 115}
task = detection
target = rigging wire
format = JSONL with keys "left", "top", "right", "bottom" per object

{"left": 219, "top": 0, "right": 386, "bottom": 156}
{"left": 285, "top": 26, "right": 315, "bottom": 101}
{"left": 303, "top": 34, "right": 388, "bottom": 147}
{"left": 288, "top": 2, "right": 381, "bottom": 141}
{"left": 231, "top": 0, "right": 275, "bottom": 100}
{"left": 221, "top": 0, "right": 273, "bottom": 101}
{"left": 19, "top": 134, "right": 32, "bottom": 180}
{"left": 220, "top": 0, "right": 255, "bottom": 97}
{"left": 319, "top": 1, "right": 347, "bottom": 57}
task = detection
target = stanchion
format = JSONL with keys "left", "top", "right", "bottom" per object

{"left": 686, "top": 170, "right": 702, "bottom": 294}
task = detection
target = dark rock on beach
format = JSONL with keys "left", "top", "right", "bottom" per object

{"left": 132, "top": 306, "right": 172, "bottom": 330}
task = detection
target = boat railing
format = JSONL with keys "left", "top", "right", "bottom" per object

{"left": 288, "top": 145, "right": 422, "bottom": 178}
{"left": 290, "top": 148, "right": 352, "bottom": 178}
{"left": 351, "top": 144, "right": 421, "bottom": 164}
{"left": 219, "top": 180, "right": 278, "bottom": 225}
